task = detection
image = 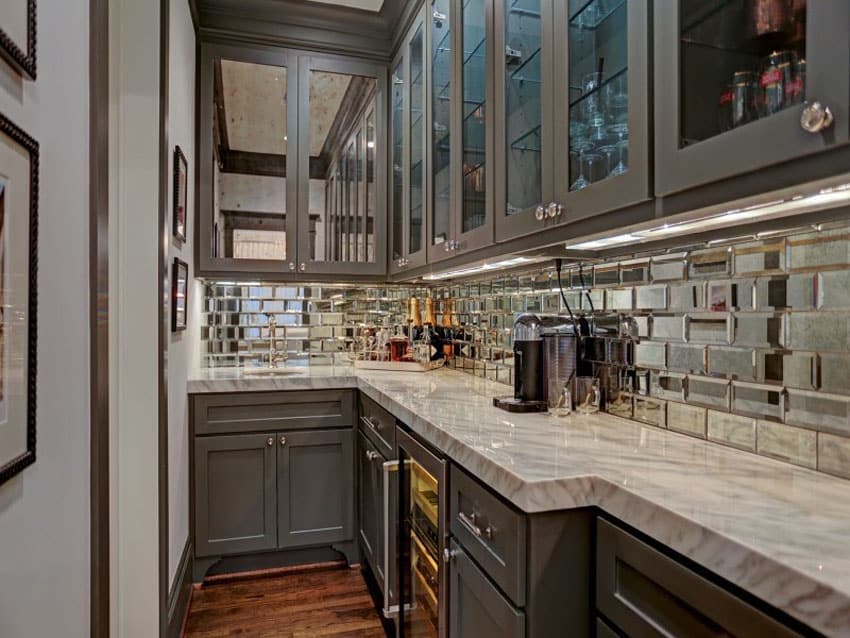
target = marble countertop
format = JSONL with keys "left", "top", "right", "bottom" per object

{"left": 189, "top": 365, "right": 850, "bottom": 636}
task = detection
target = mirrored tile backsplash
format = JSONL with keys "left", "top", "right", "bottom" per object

{"left": 201, "top": 223, "right": 850, "bottom": 480}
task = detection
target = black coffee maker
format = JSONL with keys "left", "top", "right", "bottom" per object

{"left": 494, "top": 313, "right": 548, "bottom": 413}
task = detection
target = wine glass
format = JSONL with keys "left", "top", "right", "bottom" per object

{"left": 571, "top": 152, "right": 603, "bottom": 191}
{"left": 609, "top": 139, "right": 628, "bottom": 177}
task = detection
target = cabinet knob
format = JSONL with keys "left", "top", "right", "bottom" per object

{"left": 535, "top": 205, "right": 545, "bottom": 221}
{"left": 279, "top": 436, "right": 287, "bottom": 446}
{"left": 267, "top": 437, "right": 274, "bottom": 447}
{"left": 299, "top": 263, "right": 306, "bottom": 272}
{"left": 366, "top": 449, "right": 380, "bottom": 462}
{"left": 546, "top": 202, "right": 561, "bottom": 218}
{"left": 442, "top": 547, "right": 458, "bottom": 564}
{"left": 288, "top": 262, "right": 296, "bottom": 271}
{"left": 800, "top": 101, "right": 834, "bottom": 134}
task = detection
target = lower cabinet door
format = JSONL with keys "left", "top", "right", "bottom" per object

{"left": 194, "top": 433, "right": 278, "bottom": 557}
{"left": 449, "top": 540, "right": 526, "bottom": 638}
{"left": 357, "top": 431, "right": 382, "bottom": 583}
{"left": 278, "top": 428, "right": 354, "bottom": 548}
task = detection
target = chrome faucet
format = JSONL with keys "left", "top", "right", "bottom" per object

{"left": 265, "top": 313, "right": 288, "bottom": 368}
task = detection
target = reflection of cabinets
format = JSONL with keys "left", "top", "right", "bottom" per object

{"left": 197, "top": 41, "right": 387, "bottom": 279}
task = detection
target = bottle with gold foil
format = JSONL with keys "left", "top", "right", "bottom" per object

{"left": 424, "top": 296, "right": 437, "bottom": 326}
{"left": 407, "top": 297, "right": 422, "bottom": 328}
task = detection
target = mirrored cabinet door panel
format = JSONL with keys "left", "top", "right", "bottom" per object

{"left": 297, "top": 57, "right": 387, "bottom": 275}
{"left": 429, "top": 0, "right": 453, "bottom": 260}
{"left": 409, "top": 23, "right": 426, "bottom": 259}
{"left": 390, "top": 56, "right": 406, "bottom": 267}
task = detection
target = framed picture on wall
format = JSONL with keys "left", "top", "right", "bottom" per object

{"left": 0, "top": 0, "right": 37, "bottom": 79}
{"left": 172, "top": 258, "right": 188, "bottom": 332}
{"left": 173, "top": 146, "right": 188, "bottom": 243}
{"left": 0, "top": 112, "right": 38, "bottom": 486}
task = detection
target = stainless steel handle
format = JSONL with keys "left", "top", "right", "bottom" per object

{"left": 458, "top": 511, "right": 493, "bottom": 540}
{"left": 299, "top": 263, "right": 306, "bottom": 272}
{"left": 267, "top": 437, "right": 274, "bottom": 447}
{"left": 279, "top": 436, "right": 287, "bottom": 446}
{"left": 366, "top": 449, "right": 380, "bottom": 462}
{"left": 800, "top": 101, "right": 834, "bottom": 133}
{"left": 288, "top": 262, "right": 296, "bottom": 271}
{"left": 442, "top": 547, "right": 458, "bottom": 564}
{"left": 546, "top": 201, "right": 560, "bottom": 218}
{"left": 382, "top": 460, "right": 400, "bottom": 618}
{"left": 535, "top": 205, "right": 545, "bottom": 221}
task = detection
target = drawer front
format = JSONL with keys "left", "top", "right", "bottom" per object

{"left": 595, "top": 617, "right": 620, "bottom": 638}
{"left": 193, "top": 390, "right": 355, "bottom": 435}
{"left": 450, "top": 540, "right": 526, "bottom": 638}
{"left": 597, "top": 519, "right": 802, "bottom": 638}
{"left": 450, "top": 465, "right": 527, "bottom": 607}
{"left": 359, "top": 392, "right": 396, "bottom": 457}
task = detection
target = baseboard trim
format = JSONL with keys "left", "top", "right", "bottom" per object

{"left": 167, "top": 539, "right": 193, "bottom": 638}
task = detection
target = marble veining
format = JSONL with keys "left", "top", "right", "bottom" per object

{"left": 188, "top": 366, "right": 850, "bottom": 636}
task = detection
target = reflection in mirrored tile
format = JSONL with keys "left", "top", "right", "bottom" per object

{"left": 708, "top": 346, "right": 756, "bottom": 380}
{"left": 652, "top": 315, "right": 684, "bottom": 341}
{"left": 787, "top": 313, "right": 850, "bottom": 352}
{"left": 785, "top": 389, "right": 850, "bottom": 435}
{"left": 621, "top": 259, "right": 649, "bottom": 284}
{"left": 734, "top": 240, "right": 785, "bottom": 275}
{"left": 686, "top": 376, "right": 730, "bottom": 409}
{"left": 732, "top": 382, "right": 782, "bottom": 421}
{"left": 820, "top": 353, "right": 850, "bottom": 396}
{"left": 687, "top": 314, "right": 731, "bottom": 344}
{"left": 707, "top": 410, "right": 756, "bottom": 451}
{"left": 817, "top": 270, "right": 850, "bottom": 310}
{"left": 668, "top": 344, "right": 706, "bottom": 373}
{"left": 789, "top": 229, "right": 850, "bottom": 272}
{"left": 689, "top": 249, "right": 730, "bottom": 279}
{"left": 668, "top": 282, "right": 705, "bottom": 312}
{"left": 635, "top": 342, "right": 666, "bottom": 368}
{"left": 756, "top": 421, "right": 816, "bottom": 468}
{"left": 818, "top": 432, "right": 850, "bottom": 479}
{"left": 634, "top": 397, "right": 666, "bottom": 428}
{"left": 650, "top": 255, "right": 686, "bottom": 282}
{"left": 650, "top": 370, "right": 685, "bottom": 401}
{"left": 594, "top": 265, "right": 620, "bottom": 287}
{"left": 786, "top": 274, "right": 815, "bottom": 310}
{"left": 781, "top": 352, "right": 817, "bottom": 390}
{"left": 606, "top": 288, "right": 633, "bottom": 311}
{"left": 733, "top": 313, "right": 784, "bottom": 348}
{"left": 754, "top": 276, "right": 787, "bottom": 310}
{"left": 667, "top": 402, "right": 707, "bottom": 438}
{"left": 635, "top": 285, "right": 667, "bottom": 310}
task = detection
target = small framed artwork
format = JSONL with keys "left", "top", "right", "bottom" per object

{"left": 172, "top": 258, "right": 188, "bottom": 332}
{"left": 0, "top": 0, "right": 37, "bottom": 79}
{"left": 173, "top": 146, "right": 188, "bottom": 243}
{"left": 0, "top": 112, "right": 39, "bottom": 486}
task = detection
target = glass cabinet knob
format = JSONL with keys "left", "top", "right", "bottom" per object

{"left": 299, "top": 263, "right": 306, "bottom": 272}
{"left": 546, "top": 202, "right": 561, "bottom": 218}
{"left": 800, "top": 101, "right": 834, "bottom": 134}
{"left": 535, "top": 205, "right": 545, "bottom": 221}
{"left": 288, "top": 262, "right": 296, "bottom": 271}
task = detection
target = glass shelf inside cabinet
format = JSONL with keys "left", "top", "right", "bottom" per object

{"left": 679, "top": 0, "right": 807, "bottom": 147}
{"left": 567, "top": 0, "right": 629, "bottom": 192}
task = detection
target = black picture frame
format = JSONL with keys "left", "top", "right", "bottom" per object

{"left": 0, "top": 0, "right": 37, "bottom": 80}
{"left": 172, "top": 258, "right": 188, "bottom": 332}
{"left": 0, "top": 112, "right": 38, "bottom": 486}
{"left": 173, "top": 146, "right": 188, "bottom": 243}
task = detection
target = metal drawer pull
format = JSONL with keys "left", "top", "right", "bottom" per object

{"left": 267, "top": 437, "right": 274, "bottom": 447}
{"left": 442, "top": 547, "right": 458, "bottom": 564}
{"left": 360, "top": 415, "right": 381, "bottom": 431}
{"left": 458, "top": 511, "right": 494, "bottom": 540}
{"left": 279, "top": 436, "right": 287, "bottom": 446}
{"left": 366, "top": 449, "right": 380, "bottom": 462}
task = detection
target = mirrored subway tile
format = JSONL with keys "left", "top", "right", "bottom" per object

{"left": 594, "top": 264, "right": 620, "bottom": 287}
{"left": 669, "top": 282, "right": 706, "bottom": 312}
{"left": 732, "top": 313, "right": 784, "bottom": 348}
{"left": 542, "top": 293, "right": 560, "bottom": 313}
{"left": 734, "top": 239, "right": 786, "bottom": 275}
{"left": 650, "top": 254, "right": 687, "bottom": 282}
{"left": 635, "top": 342, "right": 666, "bottom": 369}
{"left": 607, "top": 391, "right": 634, "bottom": 419}
{"left": 634, "top": 316, "right": 651, "bottom": 338}
{"left": 582, "top": 289, "right": 605, "bottom": 312}
{"left": 818, "top": 432, "right": 850, "bottom": 480}
{"left": 708, "top": 279, "right": 754, "bottom": 312}
{"left": 788, "top": 228, "right": 850, "bottom": 272}
{"left": 686, "top": 313, "right": 732, "bottom": 345}
{"left": 756, "top": 421, "right": 816, "bottom": 469}
{"left": 816, "top": 269, "right": 850, "bottom": 310}
{"left": 686, "top": 375, "right": 730, "bottom": 410}
{"left": 667, "top": 343, "right": 707, "bottom": 374}
{"left": 786, "top": 273, "right": 816, "bottom": 310}
{"left": 248, "top": 286, "right": 274, "bottom": 298}
{"left": 319, "top": 313, "right": 345, "bottom": 326}
{"left": 633, "top": 396, "right": 667, "bottom": 428}
{"left": 635, "top": 285, "right": 668, "bottom": 311}
{"left": 785, "top": 389, "right": 850, "bottom": 436}
{"left": 780, "top": 351, "right": 818, "bottom": 390}
{"left": 606, "top": 288, "right": 634, "bottom": 311}
{"left": 754, "top": 276, "right": 789, "bottom": 310}
{"left": 241, "top": 299, "right": 262, "bottom": 313}
{"left": 620, "top": 259, "right": 650, "bottom": 284}
{"left": 732, "top": 381, "right": 783, "bottom": 421}
{"left": 689, "top": 248, "right": 731, "bottom": 279}
{"left": 820, "top": 353, "right": 850, "bottom": 396}
{"left": 707, "top": 410, "right": 756, "bottom": 452}
{"left": 652, "top": 315, "right": 685, "bottom": 341}
{"left": 787, "top": 313, "right": 850, "bottom": 352}
{"left": 708, "top": 346, "right": 757, "bottom": 381}
{"left": 667, "top": 401, "right": 707, "bottom": 439}
{"left": 650, "top": 370, "right": 686, "bottom": 402}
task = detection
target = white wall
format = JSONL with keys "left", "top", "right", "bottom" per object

{"left": 167, "top": 0, "right": 196, "bottom": 590}
{"left": 0, "top": 1, "right": 91, "bottom": 637}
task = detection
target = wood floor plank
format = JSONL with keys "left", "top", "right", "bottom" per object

{"left": 184, "top": 566, "right": 387, "bottom": 638}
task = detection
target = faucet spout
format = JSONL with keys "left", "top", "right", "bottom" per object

{"left": 265, "top": 313, "right": 288, "bottom": 368}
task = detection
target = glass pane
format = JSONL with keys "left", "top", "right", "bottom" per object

{"left": 212, "top": 59, "right": 288, "bottom": 260}
{"left": 356, "top": 129, "right": 365, "bottom": 262}
{"left": 462, "top": 0, "right": 487, "bottom": 233}
{"left": 308, "top": 69, "right": 377, "bottom": 263}
{"left": 366, "top": 109, "right": 376, "bottom": 262}
{"left": 431, "top": 0, "right": 452, "bottom": 247}
{"left": 407, "top": 460, "right": 439, "bottom": 635}
{"left": 410, "top": 24, "right": 425, "bottom": 256}
{"left": 505, "top": 0, "right": 542, "bottom": 215}
{"left": 680, "top": 0, "right": 807, "bottom": 146}
{"left": 568, "top": 0, "right": 629, "bottom": 192}
{"left": 392, "top": 59, "right": 405, "bottom": 261}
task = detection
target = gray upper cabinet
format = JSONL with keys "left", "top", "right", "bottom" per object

{"left": 195, "top": 433, "right": 278, "bottom": 557}
{"left": 197, "top": 41, "right": 387, "bottom": 279}
{"left": 277, "top": 428, "right": 354, "bottom": 548}
{"left": 496, "top": 0, "right": 651, "bottom": 241}
{"left": 654, "top": 0, "right": 850, "bottom": 199}
{"left": 390, "top": 6, "right": 429, "bottom": 274}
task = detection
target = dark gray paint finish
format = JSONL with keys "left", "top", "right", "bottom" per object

{"left": 596, "top": 519, "right": 802, "bottom": 638}
{"left": 359, "top": 391, "right": 396, "bottom": 457}
{"left": 449, "top": 540, "right": 526, "bottom": 638}
{"left": 357, "top": 430, "right": 382, "bottom": 583}
{"left": 193, "top": 390, "right": 355, "bottom": 435}
{"left": 167, "top": 540, "right": 194, "bottom": 638}
{"left": 195, "top": 433, "right": 278, "bottom": 557}
{"left": 654, "top": 0, "right": 850, "bottom": 197}
{"left": 278, "top": 428, "right": 354, "bottom": 548}
{"left": 595, "top": 617, "right": 621, "bottom": 638}
{"left": 450, "top": 463, "right": 527, "bottom": 608}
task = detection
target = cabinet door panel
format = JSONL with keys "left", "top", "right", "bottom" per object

{"left": 449, "top": 541, "right": 526, "bottom": 638}
{"left": 357, "top": 430, "right": 381, "bottom": 581}
{"left": 195, "top": 434, "right": 277, "bottom": 557}
{"left": 278, "top": 429, "right": 354, "bottom": 548}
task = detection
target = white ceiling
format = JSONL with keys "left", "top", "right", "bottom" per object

{"left": 303, "top": 0, "right": 385, "bottom": 12}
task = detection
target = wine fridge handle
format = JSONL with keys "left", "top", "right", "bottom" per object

{"left": 382, "top": 459, "right": 400, "bottom": 619}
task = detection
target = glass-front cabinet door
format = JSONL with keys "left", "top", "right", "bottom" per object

{"left": 655, "top": 0, "right": 850, "bottom": 198}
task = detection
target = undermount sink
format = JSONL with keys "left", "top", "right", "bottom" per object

{"left": 241, "top": 368, "right": 303, "bottom": 377}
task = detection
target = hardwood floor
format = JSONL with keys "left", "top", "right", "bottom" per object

{"left": 183, "top": 565, "right": 388, "bottom": 637}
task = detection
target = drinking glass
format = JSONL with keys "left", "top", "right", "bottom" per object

{"left": 609, "top": 140, "right": 628, "bottom": 176}
{"left": 603, "top": 73, "right": 628, "bottom": 123}
{"left": 571, "top": 152, "right": 604, "bottom": 191}
{"left": 597, "top": 144, "right": 619, "bottom": 177}
{"left": 582, "top": 71, "right": 605, "bottom": 127}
